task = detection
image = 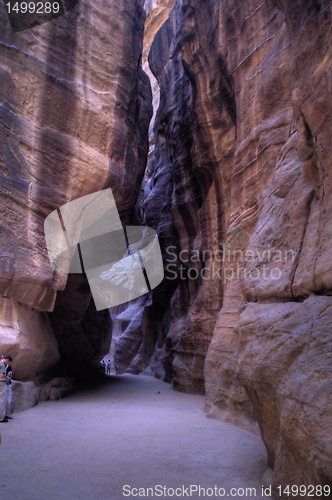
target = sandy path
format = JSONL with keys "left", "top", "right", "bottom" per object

{"left": 0, "top": 374, "right": 267, "bottom": 500}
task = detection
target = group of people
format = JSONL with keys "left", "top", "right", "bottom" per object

{"left": 0, "top": 355, "right": 13, "bottom": 423}
{"left": 100, "top": 359, "right": 119, "bottom": 375}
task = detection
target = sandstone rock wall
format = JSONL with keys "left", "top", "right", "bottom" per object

{"left": 115, "top": 0, "right": 235, "bottom": 393}
{"left": 11, "top": 377, "right": 74, "bottom": 413}
{"left": 0, "top": 0, "right": 151, "bottom": 378}
{"left": 115, "top": 0, "right": 332, "bottom": 490}
{"left": 112, "top": 0, "right": 180, "bottom": 383}
{"left": 1, "top": 0, "right": 331, "bottom": 489}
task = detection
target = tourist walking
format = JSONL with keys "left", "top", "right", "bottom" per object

{"left": 106, "top": 360, "right": 112, "bottom": 375}
{"left": 0, "top": 358, "right": 8, "bottom": 423}
{"left": 2, "top": 356, "right": 13, "bottom": 419}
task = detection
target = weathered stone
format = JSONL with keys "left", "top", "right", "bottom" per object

{"left": 113, "top": 294, "right": 152, "bottom": 374}
{"left": 237, "top": 297, "right": 332, "bottom": 489}
{"left": 0, "top": 297, "right": 60, "bottom": 380}
{"left": 48, "top": 377, "right": 75, "bottom": 401}
{"left": 1, "top": 0, "right": 332, "bottom": 490}
{"left": 11, "top": 376, "right": 74, "bottom": 413}
{"left": 48, "top": 275, "right": 113, "bottom": 375}
{"left": 11, "top": 381, "right": 38, "bottom": 413}
{"left": 143, "top": 0, "right": 174, "bottom": 159}
{"left": 241, "top": 133, "right": 314, "bottom": 301}
{"left": 141, "top": 0, "right": 237, "bottom": 393}
{"left": 0, "top": 0, "right": 152, "bottom": 377}
{"left": 134, "top": 0, "right": 332, "bottom": 490}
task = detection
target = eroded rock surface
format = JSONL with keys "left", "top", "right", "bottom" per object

{"left": 0, "top": 297, "right": 60, "bottom": 380}
{"left": 11, "top": 377, "right": 74, "bottom": 413}
{"left": 1, "top": 0, "right": 331, "bottom": 489}
{"left": 114, "top": 0, "right": 332, "bottom": 490}
{"left": 0, "top": 0, "right": 151, "bottom": 377}
{"left": 238, "top": 296, "right": 332, "bottom": 489}
{"left": 116, "top": 0, "right": 235, "bottom": 393}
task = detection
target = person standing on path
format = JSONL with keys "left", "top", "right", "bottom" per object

{"left": 100, "top": 359, "right": 106, "bottom": 374}
{"left": 106, "top": 360, "right": 112, "bottom": 375}
{"left": 2, "top": 356, "right": 13, "bottom": 419}
{"left": 0, "top": 358, "right": 8, "bottom": 423}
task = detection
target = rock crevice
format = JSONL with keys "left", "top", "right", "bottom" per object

{"left": 112, "top": 0, "right": 332, "bottom": 489}
{"left": 0, "top": 0, "right": 331, "bottom": 491}
{"left": 0, "top": 0, "right": 151, "bottom": 378}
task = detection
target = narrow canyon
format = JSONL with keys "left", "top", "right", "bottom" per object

{"left": 0, "top": 0, "right": 331, "bottom": 497}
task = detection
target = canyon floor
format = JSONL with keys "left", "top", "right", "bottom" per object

{"left": 0, "top": 374, "right": 267, "bottom": 499}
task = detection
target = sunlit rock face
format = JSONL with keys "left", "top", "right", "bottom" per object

{"left": 142, "top": 0, "right": 174, "bottom": 159}
{"left": 0, "top": 0, "right": 151, "bottom": 377}
{"left": 114, "top": 0, "right": 332, "bottom": 488}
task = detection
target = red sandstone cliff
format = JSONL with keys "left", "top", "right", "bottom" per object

{"left": 113, "top": 0, "right": 332, "bottom": 490}
{"left": 0, "top": 0, "right": 151, "bottom": 378}
{"left": 0, "top": 0, "right": 331, "bottom": 491}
